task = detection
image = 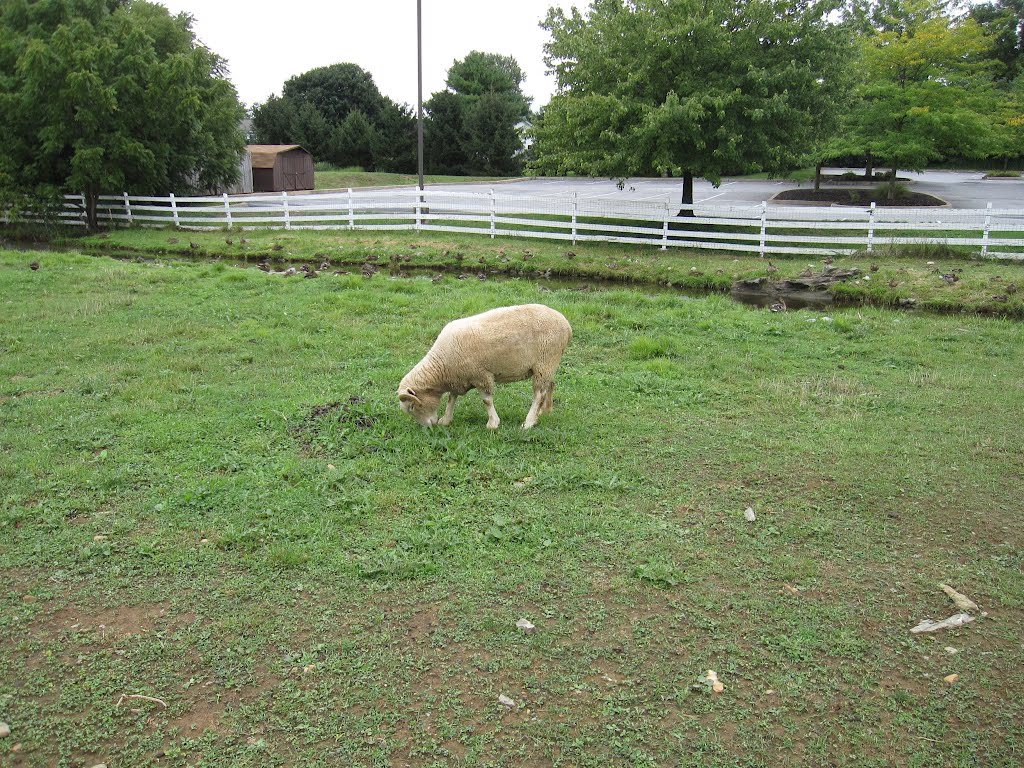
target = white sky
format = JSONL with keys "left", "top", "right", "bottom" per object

{"left": 154, "top": 0, "right": 582, "bottom": 112}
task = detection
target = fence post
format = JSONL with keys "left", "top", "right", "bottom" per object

{"left": 282, "top": 191, "right": 290, "bottom": 230}
{"left": 661, "top": 203, "right": 669, "bottom": 250}
{"left": 415, "top": 193, "right": 422, "bottom": 232}
{"left": 223, "top": 193, "right": 232, "bottom": 229}
{"left": 867, "top": 201, "right": 876, "bottom": 252}
{"left": 348, "top": 188, "right": 354, "bottom": 230}
{"left": 572, "top": 192, "right": 578, "bottom": 245}
{"left": 981, "top": 202, "right": 992, "bottom": 257}
{"left": 169, "top": 192, "right": 179, "bottom": 228}
{"left": 759, "top": 201, "right": 767, "bottom": 258}
{"left": 489, "top": 188, "right": 496, "bottom": 238}
{"left": 123, "top": 192, "right": 132, "bottom": 226}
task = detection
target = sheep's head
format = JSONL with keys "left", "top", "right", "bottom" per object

{"left": 398, "top": 387, "right": 440, "bottom": 427}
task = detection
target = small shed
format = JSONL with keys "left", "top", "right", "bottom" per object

{"left": 248, "top": 145, "right": 314, "bottom": 192}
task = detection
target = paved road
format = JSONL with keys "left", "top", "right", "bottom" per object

{"left": 417, "top": 169, "right": 1024, "bottom": 210}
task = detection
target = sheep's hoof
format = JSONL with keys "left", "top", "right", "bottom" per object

{"left": 486, "top": 420, "right": 500, "bottom": 429}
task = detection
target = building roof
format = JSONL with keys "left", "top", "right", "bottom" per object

{"left": 247, "top": 144, "right": 309, "bottom": 169}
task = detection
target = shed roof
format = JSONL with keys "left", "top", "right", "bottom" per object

{"left": 247, "top": 144, "right": 309, "bottom": 169}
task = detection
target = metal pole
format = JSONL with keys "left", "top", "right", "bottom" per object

{"left": 417, "top": 0, "right": 424, "bottom": 194}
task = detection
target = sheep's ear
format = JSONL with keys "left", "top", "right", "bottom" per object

{"left": 399, "top": 390, "right": 421, "bottom": 406}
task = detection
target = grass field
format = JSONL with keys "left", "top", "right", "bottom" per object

{"left": 2, "top": 247, "right": 1023, "bottom": 767}
{"left": 314, "top": 169, "right": 511, "bottom": 191}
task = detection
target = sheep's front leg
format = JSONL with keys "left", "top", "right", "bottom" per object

{"left": 438, "top": 393, "right": 459, "bottom": 426}
{"left": 480, "top": 389, "right": 500, "bottom": 429}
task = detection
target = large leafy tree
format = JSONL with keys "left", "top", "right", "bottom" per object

{"left": 971, "top": 0, "right": 1024, "bottom": 167}
{"left": 425, "top": 51, "right": 531, "bottom": 175}
{"left": 846, "top": 0, "right": 997, "bottom": 197}
{"left": 533, "top": 0, "right": 852, "bottom": 208}
{"left": 970, "top": 0, "right": 1023, "bottom": 80}
{"left": 0, "top": 0, "right": 245, "bottom": 229}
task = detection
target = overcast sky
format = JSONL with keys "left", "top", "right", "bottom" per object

{"left": 155, "top": 0, "right": 582, "bottom": 112}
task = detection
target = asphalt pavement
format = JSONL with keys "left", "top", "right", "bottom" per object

{"left": 420, "top": 169, "right": 1024, "bottom": 210}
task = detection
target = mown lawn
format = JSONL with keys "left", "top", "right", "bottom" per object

{"left": 314, "top": 170, "right": 511, "bottom": 191}
{"left": 1, "top": 248, "right": 1022, "bottom": 767}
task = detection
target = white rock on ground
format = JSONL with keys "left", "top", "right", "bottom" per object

{"left": 516, "top": 618, "right": 537, "bottom": 634}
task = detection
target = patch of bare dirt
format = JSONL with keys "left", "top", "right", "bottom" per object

{"left": 31, "top": 601, "right": 169, "bottom": 640}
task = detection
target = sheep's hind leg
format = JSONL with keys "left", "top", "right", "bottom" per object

{"left": 523, "top": 379, "right": 550, "bottom": 429}
{"left": 438, "top": 393, "right": 459, "bottom": 426}
{"left": 480, "top": 388, "right": 500, "bottom": 429}
{"left": 541, "top": 381, "right": 555, "bottom": 414}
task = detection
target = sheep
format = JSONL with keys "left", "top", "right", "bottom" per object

{"left": 398, "top": 304, "right": 572, "bottom": 430}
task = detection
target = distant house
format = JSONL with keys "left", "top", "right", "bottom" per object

{"left": 248, "top": 145, "right": 315, "bottom": 193}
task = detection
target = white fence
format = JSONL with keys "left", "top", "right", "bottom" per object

{"left": 44, "top": 188, "right": 1024, "bottom": 259}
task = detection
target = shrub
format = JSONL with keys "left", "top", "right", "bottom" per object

{"left": 872, "top": 181, "right": 913, "bottom": 201}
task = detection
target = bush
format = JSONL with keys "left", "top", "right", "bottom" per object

{"left": 872, "top": 181, "right": 913, "bottom": 201}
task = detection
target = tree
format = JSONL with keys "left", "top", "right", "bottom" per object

{"left": 0, "top": 0, "right": 245, "bottom": 229}
{"left": 424, "top": 90, "right": 469, "bottom": 174}
{"left": 290, "top": 102, "right": 333, "bottom": 161}
{"left": 371, "top": 102, "right": 417, "bottom": 173}
{"left": 332, "top": 109, "right": 375, "bottom": 169}
{"left": 282, "top": 63, "right": 389, "bottom": 125}
{"left": 988, "top": 75, "right": 1024, "bottom": 167}
{"left": 848, "top": 0, "right": 997, "bottom": 197}
{"left": 425, "top": 51, "right": 531, "bottom": 175}
{"left": 251, "top": 94, "right": 295, "bottom": 145}
{"left": 463, "top": 93, "right": 526, "bottom": 175}
{"left": 970, "top": 0, "right": 1023, "bottom": 80}
{"left": 446, "top": 51, "right": 531, "bottom": 120}
{"left": 252, "top": 62, "right": 412, "bottom": 171}
{"left": 533, "top": 0, "right": 853, "bottom": 210}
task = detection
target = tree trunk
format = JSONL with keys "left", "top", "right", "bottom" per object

{"left": 887, "top": 164, "right": 897, "bottom": 201}
{"left": 85, "top": 183, "right": 99, "bottom": 232}
{"left": 864, "top": 152, "right": 873, "bottom": 180}
{"left": 677, "top": 170, "right": 695, "bottom": 218}
{"left": 814, "top": 163, "right": 823, "bottom": 191}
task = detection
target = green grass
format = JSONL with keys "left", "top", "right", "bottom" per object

{"left": 314, "top": 168, "right": 513, "bottom": 190}
{"left": 62, "top": 226, "right": 1024, "bottom": 317}
{"left": 2, "top": 249, "right": 1024, "bottom": 767}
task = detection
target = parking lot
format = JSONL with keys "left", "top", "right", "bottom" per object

{"left": 421, "top": 169, "right": 1024, "bottom": 210}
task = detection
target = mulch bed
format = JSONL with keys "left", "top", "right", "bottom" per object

{"left": 774, "top": 188, "right": 946, "bottom": 206}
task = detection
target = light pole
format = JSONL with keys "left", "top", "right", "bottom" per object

{"left": 417, "top": 0, "right": 424, "bottom": 194}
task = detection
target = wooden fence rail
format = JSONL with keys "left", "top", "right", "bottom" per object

{"left": 7, "top": 189, "right": 1024, "bottom": 260}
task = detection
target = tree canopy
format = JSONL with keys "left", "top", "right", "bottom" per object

{"left": 251, "top": 62, "right": 416, "bottom": 172}
{"left": 832, "top": 0, "right": 1002, "bottom": 196}
{"left": 0, "top": 0, "right": 245, "bottom": 228}
{"left": 424, "top": 51, "right": 531, "bottom": 176}
{"left": 533, "top": 0, "right": 853, "bottom": 205}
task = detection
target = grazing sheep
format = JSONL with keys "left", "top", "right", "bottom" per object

{"left": 398, "top": 304, "right": 572, "bottom": 429}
